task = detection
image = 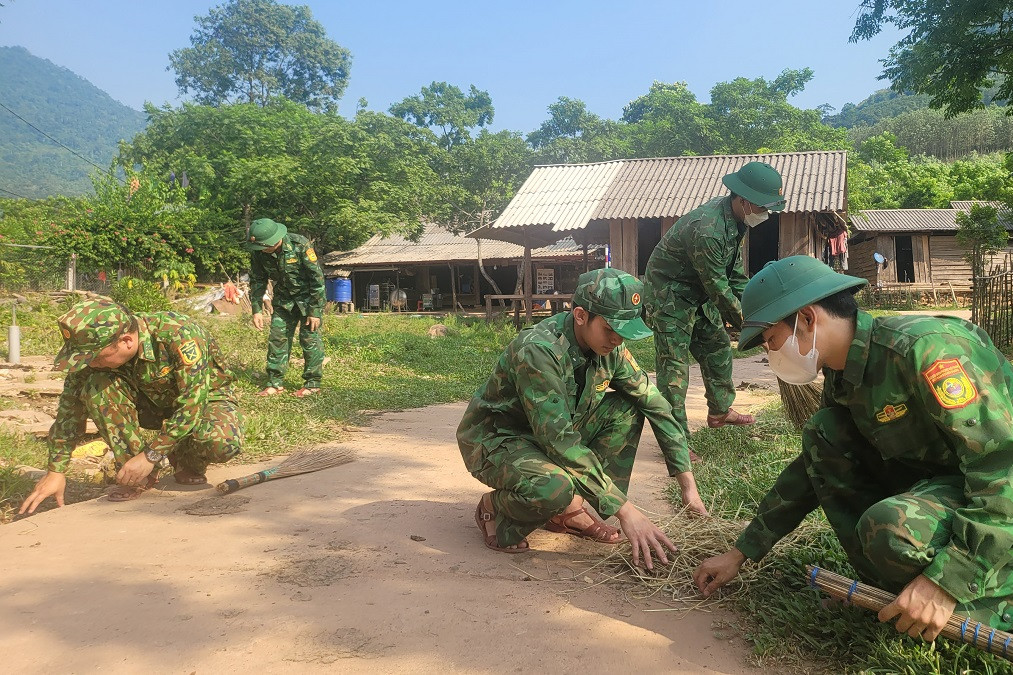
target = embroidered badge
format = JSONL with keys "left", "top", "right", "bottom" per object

{"left": 285, "top": 257, "right": 298, "bottom": 264}
{"left": 631, "top": 292, "right": 640, "bottom": 306}
{"left": 623, "top": 348, "right": 641, "bottom": 373}
{"left": 60, "top": 327, "right": 71, "bottom": 340}
{"left": 875, "top": 403, "right": 908, "bottom": 423}
{"left": 306, "top": 247, "right": 318, "bottom": 263}
{"left": 922, "top": 358, "right": 978, "bottom": 409}
{"left": 595, "top": 379, "right": 610, "bottom": 392}
{"left": 177, "top": 339, "right": 202, "bottom": 366}
{"left": 158, "top": 365, "right": 173, "bottom": 378}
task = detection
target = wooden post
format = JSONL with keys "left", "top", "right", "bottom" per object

{"left": 524, "top": 245, "right": 533, "bottom": 324}
{"left": 582, "top": 243, "right": 589, "bottom": 272}
{"left": 449, "top": 262, "right": 457, "bottom": 312}
{"left": 66, "top": 252, "right": 76, "bottom": 292}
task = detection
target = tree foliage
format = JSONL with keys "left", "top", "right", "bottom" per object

{"left": 955, "top": 203, "right": 1010, "bottom": 277}
{"left": 851, "top": 0, "right": 1013, "bottom": 118}
{"left": 389, "top": 82, "right": 494, "bottom": 151}
{"left": 848, "top": 105, "right": 1013, "bottom": 161}
{"left": 169, "top": 0, "right": 351, "bottom": 112}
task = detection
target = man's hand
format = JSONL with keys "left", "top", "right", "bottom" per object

{"left": 615, "top": 502, "right": 677, "bottom": 571}
{"left": 304, "top": 316, "right": 321, "bottom": 331}
{"left": 116, "top": 453, "right": 155, "bottom": 487}
{"left": 694, "top": 548, "right": 747, "bottom": 597}
{"left": 878, "top": 575, "right": 957, "bottom": 641}
{"left": 18, "top": 471, "right": 67, "bottom": 515}
{"left": 252, "top": 312, "right": 264, "bottom": 330}
{"left": 682, "top": 490, "right": 709, "bottom": 516}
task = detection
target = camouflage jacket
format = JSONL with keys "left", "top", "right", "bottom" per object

{"left": 250, "top": 233, "right": 326, "bottom": 318}
{"left": 642, "top": 196, "right": 748, "bottom": 328}
{"left": 49, "top": 313, "right": 236, "bottom": 471}
{"left": 737, "top": 311, "right": 1013, "bottom": 603}
{"left": 457, "top": 312, "right": 693, "bottom": 518}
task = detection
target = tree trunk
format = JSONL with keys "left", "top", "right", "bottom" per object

{"left": 477, "top": 239, "right": 503, "bottom": 305}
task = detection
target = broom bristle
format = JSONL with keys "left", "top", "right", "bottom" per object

{"left": 272, "top": 447, "right": 355, "bottom": 478}
{"left": 777, "top": 378, "right": 823, "bottom": 429}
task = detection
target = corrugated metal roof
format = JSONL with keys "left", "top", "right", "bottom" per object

{"left": 484, "top": 151, "right": 847, "bottom": 244}
{"left": 950, "top": 200, "right": 1001, "bottom": 211}
{"left": 322, "top": 223, "right": 587, "bottom": 268}
{"left": 854, "top": 209, "right": 1013, "bottom": 232}
{"left": 594, "top": 151, "right": 847, "bottom": 219}
{"left": 490, "top": 161, "right": 626, "bottom": 233}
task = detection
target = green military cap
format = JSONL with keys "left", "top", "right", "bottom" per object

{"left": 572, "top": 267, "right": 652, "bottom": 340}
{"left": 722, "top": 161, "right": 787, "bottom": 212}
{"left": 739, "top": 256, "right": 867, "bottom": 350}
{"left": 54, "top": 299, "right": 134, "bottom": 373}
{"left": 246, "top": 218, "right": 288, "bottom": 251}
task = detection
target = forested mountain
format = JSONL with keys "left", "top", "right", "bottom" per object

{"left": 0, "top": 46, "right": 147, "bottom": 198}
{"left": 824, "top": 90, "right": 932, "bottom": 129}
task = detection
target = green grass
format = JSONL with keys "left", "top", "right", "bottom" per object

{"left": 669, "top": 403, "right": 1013, "bottom": 674}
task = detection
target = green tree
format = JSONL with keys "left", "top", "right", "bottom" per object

{"left": 707, "top": 68, "right": 849, "bottom": 153}
{"left": 621, "top": 81, "right": 717, "bottom": 156}
{"left": 389, "top": 82, "right": 494, "bottom": 151}
{"left": 527, "top": 97, "right": 626, "bottom": 163}
{"left": 956, "top": 203, "right": 1010, "bottom": 277}
{"left": 446, "top": 129, "right": 534, "bottom": 231}
{"left": 169, "top": 0, "right": 351, "bottom": 112}
{"left": 851, "top": 0, "right": 1013, "bottom": 118}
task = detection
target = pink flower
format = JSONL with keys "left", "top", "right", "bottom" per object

{"left": 185, "top": 247, "right": 194, "bottom": 254}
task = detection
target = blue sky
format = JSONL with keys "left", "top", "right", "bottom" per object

{"left": 1, "top": 0, "right": 905, "bottom": 133}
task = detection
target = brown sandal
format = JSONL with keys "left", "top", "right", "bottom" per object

{"left": 256, "top": 386, "right": 285, "bottom": 397}
{"left": 544, "top": 506, "right": 623, "bottom": 544}
{"left": 173, "top": 469, "right": 207, "bottom": 485}
{"left": 707, "top": 408, "right": 756, "bottom": 428}
{"left": 292, "top": 387, "right": 320, "bottom": 398}
{"left": 474, "top": 493, "right": 529, "bottom": 553}
{"left": 107, "top": 474, "right": 158, "bottom": 502}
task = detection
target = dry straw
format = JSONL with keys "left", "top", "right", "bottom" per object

{"left": 806, "top": 565, "right": 1013, "bottom": 663}
{"left": 776, "top": 377, "right": 823, "bottom": 430}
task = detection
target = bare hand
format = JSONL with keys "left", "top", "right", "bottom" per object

{"left": 615, "top": 502, "right": 677, "bottom": 571}
{"left": 694, "top": 548, "right": 746, "bottom": 597}
{"left": 116, "top": 453, "right": 155, "bottom": 487}
{"left": 252, "top": 312, "right": 264, "bottom": 330}
{"left": 682, "top": 490, "right": 709, "bottom": 517}
{"left": 878, "top": 575, "right": 956, "bottom": 641}
{"left": 304, "top": 316, "right": 321, "bottom": 331}
{"left": 19, "top": 471, "right": 67, "bottom": 514}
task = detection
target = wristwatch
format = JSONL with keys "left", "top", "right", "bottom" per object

{"left": 144, "top": 449, "right": 166, "bottom": 464}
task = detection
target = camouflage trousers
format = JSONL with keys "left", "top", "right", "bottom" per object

{"left": 82, "top": 370, "right": 244, "bottom": 475}
{"left": 266, "top": 305, "right": 325, "bottom": 389}
{"left": 804, "top": 407, "right": 1013, "bottom": 629}
{"left": 468, "top": 393, "right": 644, "bottom": 547}
{"left": 648, "top": 301, "right": 736, "bottom": 448}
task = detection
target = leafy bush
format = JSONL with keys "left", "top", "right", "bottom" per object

{"left": 110, "top": 277, "right": 171, "bottom": 313}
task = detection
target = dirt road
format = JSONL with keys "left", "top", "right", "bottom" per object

{"left": 1, "top": 356, "right": 777, "bottom": 673}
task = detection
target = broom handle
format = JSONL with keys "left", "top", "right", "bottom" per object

{"left": 806, "top": 565, "right": 1013, "bottom": 662}
{"left": 216, "top": 466, "right": 280, "bottom": 494}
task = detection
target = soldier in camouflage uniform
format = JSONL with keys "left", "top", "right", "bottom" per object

{"left": 19, "top": 299, "right": 243, "bottom": 513}
{"left": 643, "top": 162, "right": 787, "bottom": 459}
{"left": 247, "top": 217, "right": 326, "bottom": 397}
{"left": 695, "top": 256, "right": 1013, "bottom": 642}
{"left": 458, "top": 268, "right": 707, "bottom": 566}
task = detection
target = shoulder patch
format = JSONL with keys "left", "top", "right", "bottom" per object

{"left": 623, "top": 348, "right": 641, "bottom": 373}
{"left": 306, "top": 247, "right": 317, "bottom": 263}
{"left": 922, "top": 358, "right": 978, "bottom": 409}
{"left": 875, "top": 403, "right": 908, "bottom": 423}
{"left": 177, "top": 339, "right": 202, "bottom": 366}
{"left": 595, "top": 379, "right": 611, "bottom": 392}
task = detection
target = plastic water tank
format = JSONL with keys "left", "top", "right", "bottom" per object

{"left": 335, "top": 278, "right": 352, "bottom": 303}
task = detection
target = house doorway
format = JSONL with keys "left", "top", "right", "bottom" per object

{"left": 638, "top": 218, "right": 663, "bottom": 277}
{"left": 747, "top": 213, "right": 780, "bottom": 275}
{"left": 895, "top": 235, "right": 915, "bottom": 283}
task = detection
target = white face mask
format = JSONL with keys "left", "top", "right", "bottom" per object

{"left": 744, "top": 210, "right": 769, "bottom": 227}
{"left": 767, "top": 313, "right": 820, "bottom": 384}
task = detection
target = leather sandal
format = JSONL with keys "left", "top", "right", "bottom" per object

{"left": 292, "top": 387, "right": 320, "bottom": 398}
{"left": 474, "top": 493, "right": 529, "bottom": 553}
{"left": 707, "top": 408, "right": 756, "bottom": 428}
{"left": 106, "top": 473, "right": 158, "bottom": 502}
{"left": 544, "top": 506, "right": 623, "bottom": 544}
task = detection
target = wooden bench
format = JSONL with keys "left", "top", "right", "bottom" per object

{"left": 485, "top": 293, "right": 573, "bottom": 327}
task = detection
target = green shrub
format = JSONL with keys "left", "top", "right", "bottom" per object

{"left": 110, "top": 277, "right": 171, "bottom": 313}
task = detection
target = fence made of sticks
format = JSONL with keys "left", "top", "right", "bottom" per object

{"left": 972, "top": 255, "right": 1013, "bottom": 353}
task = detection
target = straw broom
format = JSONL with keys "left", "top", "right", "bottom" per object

{"left": 806, "top": 565, "right": 1013, "bottom": 663}
{"left": 216, "top": 447, "right": 354, "bottom": 494}
{"left": 777, "top": 377, "right": 823, "bottom": 430}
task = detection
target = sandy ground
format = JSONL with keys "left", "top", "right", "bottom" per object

{"left": 1, "top": 356, "right": 778, "bottom": 674}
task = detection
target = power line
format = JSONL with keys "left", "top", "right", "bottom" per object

{"left": 0, "top": 99, "right": 124, "bottom": 183}
{"left": 0, "top": 186, "right": 33, "bottom": 200}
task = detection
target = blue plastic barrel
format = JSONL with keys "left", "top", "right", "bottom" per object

{"left": 335, "top": 278, "right": 352, "bottom": 303}
{"left": 325, "top": 278, "right": 340, "bottom": 302}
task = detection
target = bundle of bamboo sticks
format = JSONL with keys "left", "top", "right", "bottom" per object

{"left": 806, "top": 565, "right": 1013, "bottom": 662}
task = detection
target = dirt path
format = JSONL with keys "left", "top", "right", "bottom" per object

{"left": 1, "top": 358, "right": 776, "bottom": 673}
